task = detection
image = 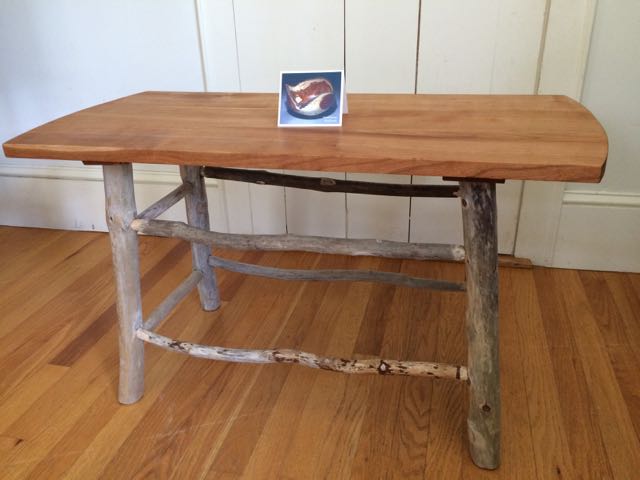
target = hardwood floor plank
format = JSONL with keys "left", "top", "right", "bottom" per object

{"left": 58, "top": 250, "right": 252, "bottom": 480}
{"left": 535, "top": 268, "right": 614, "bottom": 478}
{"left": 472, "top": 268, "right": 537, "bottom": 480}
{"left": 556, "top": 269, "right": 640, "bottom": 477}
{"left": 511, "top": 268, "right": 577, "bottom": 479}
{"left": 1, "top": 227, "right": 638, "bottom": 479}
{"left": 0, "top": 231, "right": 103, "bottom": 338}
{"left": 0, "top": 235, "right": 179, "bottom": 399}
{"left": 0, "top": 364, "right": 68, "bottom": 432}
{"left": 238, "top": 255, "right": 359, "bottom": 479}
{"left": 0, "top": 227, "right": 65, "bottom": 274}
{"left": 168, "top": 252, "right": 321, "bottom": 479}
{"left": 277, "top": 257, "right": 379, "bottom": 480}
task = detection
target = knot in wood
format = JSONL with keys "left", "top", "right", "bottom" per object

{"left": 320, "top": 177, "right": 336, "bottom": 186}
{"left": 377, "top": 360, "right": 391, "bottom": 375}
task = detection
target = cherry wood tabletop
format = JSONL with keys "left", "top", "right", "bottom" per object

{"left": 3, "top": 91, "right": 608, "bottom": 182}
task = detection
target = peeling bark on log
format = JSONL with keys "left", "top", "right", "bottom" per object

{"left": 460, "top": 181, "right": 501, "bottom": 469}
{"left": 136, "top": 329, "right": 469, "bottom": 381}
{"left": 130, "top": 219, "right": 466, "bottom": 262}
{"left": 202, "top": 166, "right": 459, "bottom": 198}
{"left": 180, "top": 166, "right": 220, "bottom": 311}
{"left": 103, "top": 163, "right": 144, "bottom": 404}
{"left": 143, "top": 270, "right": 203, "bottom": 331}
{"left": 136, "top": 183, "right": 190, "bottom": 220}
{"left": 209, "top": 255, "right": 465, "bottom": 292}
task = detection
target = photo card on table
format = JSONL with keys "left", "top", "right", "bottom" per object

{"left": 278, "top": 70, "right": 345, "bottom": 127}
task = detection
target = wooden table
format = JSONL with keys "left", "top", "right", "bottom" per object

{"left": 3, "top": 92, "right": 608, "bottom": 470}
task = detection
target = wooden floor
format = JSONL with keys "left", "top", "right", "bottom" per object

{"left": 1, "top": 227, "right": 640, "bottom": 479}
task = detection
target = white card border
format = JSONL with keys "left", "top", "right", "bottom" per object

{"left": 277, "top": 70, "right": 344, "bottom": 128}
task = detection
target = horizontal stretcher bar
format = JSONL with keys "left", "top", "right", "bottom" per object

{"left": 136, "top": 328, "right": 469, "bottom": 381}
{"left": 209, "top": 255, "right": 465, "bottom": 292}
{"left": 130, "top": 219, "right": 466, "bottom": 262}
{"left": 201, "top": 166, "right": 460, "bottom": 197}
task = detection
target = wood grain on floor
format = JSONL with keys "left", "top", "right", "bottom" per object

{"left": 0, "top": 226, "right": 639, "bottom": 479}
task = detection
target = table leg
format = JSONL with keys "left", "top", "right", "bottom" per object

{"left": 103, "top": 163, "right": 144, "bottom": 404}
{"left": 180, "top": 166, "right": 220, "bottom": 311}
{"left": 459, "top": 181, "right": 500, "bottom": 469}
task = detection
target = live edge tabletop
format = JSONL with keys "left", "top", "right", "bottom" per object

{"left": 3, "top": 91, "right": 607, "bottom": 182}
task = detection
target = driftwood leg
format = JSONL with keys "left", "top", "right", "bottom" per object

{"left": 459, "top": 181, "right": 500, "bottom": 469}
{"left": 103, "top": 163, "right": 145, "bottom": 404}
{"left": 180, "top": 166, "right": 220, "bottom": 310}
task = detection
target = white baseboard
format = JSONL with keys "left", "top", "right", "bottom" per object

{"left": 553, "top": 191, "right": 640, "bottom": 272}
{"left": 0, "top": 163, "right": 227, "bottom": 233}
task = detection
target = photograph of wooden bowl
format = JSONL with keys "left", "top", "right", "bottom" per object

{"left": 285, "top": 77, "right": 336, "bottom": 118}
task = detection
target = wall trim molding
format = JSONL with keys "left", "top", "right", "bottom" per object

{"left": 563, "top": 190, "right": 640, "bottom": 208}
{"left": 0, "top": 163, "right": 219, "bottom": 187}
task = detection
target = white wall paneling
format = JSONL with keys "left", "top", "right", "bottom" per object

{"left": 547, "top": 0, "right": 640, "bottom": 271}
{"left": 3, "top": 0, "right": 634, "bottom": 271}
{"left": 417, "top": 0, "right": 546, "bottom": 94}
{"left": 346, "top": 174, "right": 411, "bottom": 242}
{"left": 0, "top": 0, "right": 208, "bottom": 233}
{"left": 515, "top": 0, "right": 598, "bottom": 266}
{"left": 0, "top": 0, "right": 204, "bottom": 171}
{"left": 233, "top": 0, "right": 345, "bottom": 92}
{"left": 409, "top": 178, "right": 522, "bottom": 254}
{"left": 0, "top": 166, "right": 228, "bottom": 233}
{"left": 234, "top": 0, "right": 345, "bottom": 236}
{"left": 553, "top": 198, "right": 640, "bottom": 272}
{"left": 285, "top": 171, "right": 347, "bottom": 238}
{"left": 196, "top": 0, "right": 240, "bottom": 92}
{"left": 415, "top": 0, "right": 544, "bottom": 254}
{"left": 410, "top": 177, "right": 463, "bottom": 246}
{"left": 345, "top": 0, "right": 420, "bottom": 94}
{"left": 248, "top": 171, "right": 287, "bottom": 235}
{"left": 344, "top": 0, "right": 419, "bottom": 243}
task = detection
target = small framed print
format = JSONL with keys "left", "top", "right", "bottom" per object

{"left": 278, "top": 70, "right": 344, "bottom": 127}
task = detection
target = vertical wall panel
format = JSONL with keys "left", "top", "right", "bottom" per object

{"left": 409, "top": 177, "right": 521, "bottom": 253}
{"left": 198, "top": 0, "right": 241, "bottom": 92}
{"left": 516, "top": 0, "right": 598, "bottom": 265}
{"left": 417, "top": 0, "right": 545, "bottom": 94}
{"left": 345, "top": 0, "right": 420, "bottom": 94}
{"left": 347, "top": 173, "right": 410, "bottom": 241}
{"left": 285, "top": 171, "right": 346, "bottom": 238}
{"left": 233, "top": 0, "right": 344, "bottom": 92}
{"left": 414, "top": 0, "right": 545, "bottom": 253}
{"left": 232, "top": 0, "right": 345, "bottom": 236}
{"left": 345, "top": 0, "right": 419, "bottom": 241}
{"left": 417, "top": 0, "right": 500, "bottom": 93}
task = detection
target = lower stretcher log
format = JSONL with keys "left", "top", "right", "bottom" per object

{"left": 209, "top": 255, "right": 465, "bottom": 291}
{"left": 130, "top": 219, "right": 465, "bottom": 262}
{"left": 136, "top": 329, "right": 469, "bottom": 381}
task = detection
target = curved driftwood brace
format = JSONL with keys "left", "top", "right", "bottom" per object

{"left": 143, "top": 270, "right": 203, "bottom": 331}
{"left": 209, "top": 255, "right": 465, "bottom": 292}
{"left": 201, "top": 166, "right": 460, "bottom": 198}
{"left": 130, "top": 219, "right": 466, "bottom": 262}
{"left": 136, "top": 328, "right": 469, "bottom": 381}
{"left": 136, "top": 183, "right": 191, "bottom": 221}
